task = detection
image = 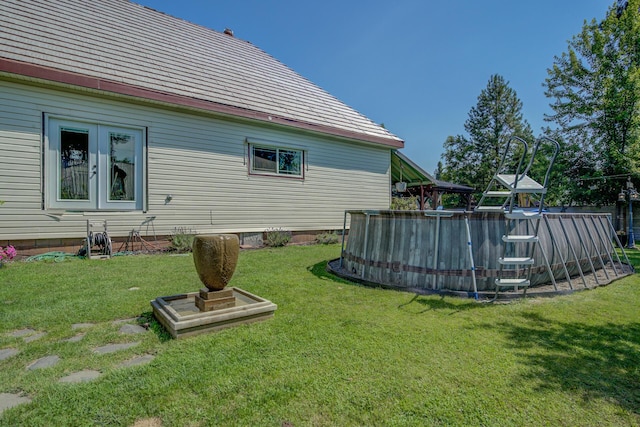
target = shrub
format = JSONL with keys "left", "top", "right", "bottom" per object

{"left": 264, "top": 228, "right": 291, "bottom": 247}
{"left": 391, "top": 196, "right": 418, "bottom": 210}
{"left": 315, "top": 232, "right": 340, "bottom": 245}
{"left": 169, "top": 227, "right": 196, "bottom": 252}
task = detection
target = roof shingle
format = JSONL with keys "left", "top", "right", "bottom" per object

{"left": 0, "top": 0, "right": 403, "bottom": 147}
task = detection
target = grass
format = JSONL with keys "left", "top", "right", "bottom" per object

{"left": 0, "top": 245, "right": 639, "bottom": 426}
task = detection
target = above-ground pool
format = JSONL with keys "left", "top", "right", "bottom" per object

{"left": 331, "top": 210, "right": 633, "bottom": 297}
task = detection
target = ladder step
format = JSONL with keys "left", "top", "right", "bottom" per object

{"left": 496, "top": 174, "right": 546, "bottom": 192}
{"left": 505, "top": 211, "right": 541, "bottom": 220}
{"left": 475, "top": 206, "right": 505, "bottom": 213}
{"left": 499, "top": 257, "right": 535, "bottom": 265}
{"left": 485, "top": 191, "right": 512, "bottom": 197}
{"left": 495, "top": 278, "right": 530, "bottom": 287}
{"left": 502, "top": 235, "right": 539, "bottom": 243}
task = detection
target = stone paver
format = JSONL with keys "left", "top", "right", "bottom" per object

{"left": 58, "top": 370, "right": 102, "bottom": 383}
{"left": 118, "top": 354, "right": 155, "bottom": 368}
{"left": 71, "top": 323, "right": 95, "bottom": 330}
{"left": 112, "top": 318, "right": 137, "bottom": 325}
{"left": 63, "top": 333, "right": 86, "bottom": 343}
{"left": 27, "top": 355, "right": 60, "bottom": 370}
{"left": 120, "top": 324, "right": 147, "bottom": 334}
{"left": 94, "top": 342, "right": 140, "bottom": 355}
{"left": 10, "top": 328, "right": 36, "bottom": 337}
{"left": 0, "top": 348, "right": 19, "bottom": 361}
{"left": 23, "top": 332, "right": 46, "bottom": 343}
{"left": 128, "top": 287, "right": 140, "bottom": 291}
{"left": 0, "top": 393, "right": 31, "bottom": 415}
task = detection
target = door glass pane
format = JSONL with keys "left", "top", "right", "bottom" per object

{"left": 60, "top": 128, "right": 89, "bottom": 200}
{"left": 108, "top": 132, "right": 135, "bottom": 201}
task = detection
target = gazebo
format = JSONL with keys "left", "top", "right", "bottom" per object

{"left": 391, "top": 151, "right": 475, "bottom": 210}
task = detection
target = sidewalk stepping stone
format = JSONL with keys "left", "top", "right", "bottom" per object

{"left": 27, "top": 355, "right": 60, "bottom": 370}
{"left": 0, "top": 348, "right": 19, "bottom": 361}
{"left": 118, "top": 354, "right": 155, "bottom": 368}
{"left": 112, "top": 318, "right": 137, "bottom": 325}
{"left": 62, "top": 333, "right": 86, "bottom": 343}
{"left": 23, "top": 332, "right": 47, "bottom": 343}
{"left": 71, "top": 323, "right": 95, "bottom": 330}
{"left": 94, "top": 342, "right": 140, "bottom": 354}
{"left": 10, "top": 328, "right": 36, "bottom": 337}
{"left": 0, "top": 393, "right": 31, "bottom": 415}
{"left": 119, "top": 324, "right": 147, "bottom": 334}
{"left": 58, "top": 370, "right": 102, "bottom": 383}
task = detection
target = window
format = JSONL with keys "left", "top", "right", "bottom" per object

{"left": 46, "top": 117, "right": 145, "bottom": 210}
{"left": 250, "top": 144, "right": 303, "bottom": 177}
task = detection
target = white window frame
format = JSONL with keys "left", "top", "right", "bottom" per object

{"left": 45, "top": 115, "right": 146, "bottom": 211}
{"left": 249, "top": 143, "right": 304, "bottom": 178}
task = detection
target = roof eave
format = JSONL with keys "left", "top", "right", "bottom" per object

{"left": 0, "top": 57, "right": 404, "bottom": 149}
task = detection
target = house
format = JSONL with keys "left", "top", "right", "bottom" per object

{"left": 0, "top": 0, "right": 403, "bottom": 251}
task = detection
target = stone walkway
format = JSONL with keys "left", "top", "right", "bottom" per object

{"left": 0, "top": 318, "right": 156, "bottom": 416}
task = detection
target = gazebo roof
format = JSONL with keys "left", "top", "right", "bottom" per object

{"left": 391, "top": 151, "right": 475, "bottom": 194}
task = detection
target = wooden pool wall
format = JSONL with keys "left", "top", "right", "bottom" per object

{"left": 340, "top": 210, "right": 618, "bottom": 292}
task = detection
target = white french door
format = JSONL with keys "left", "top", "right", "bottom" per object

{"left": 47, "top": 118, "right": 144, "bottom": 211}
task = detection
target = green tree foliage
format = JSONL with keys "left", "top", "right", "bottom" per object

{"left": 440, "top": 74, "right": 534, "bottom": 200}
{"left": 544, "top": 0, "right": 640, "bottom": 205}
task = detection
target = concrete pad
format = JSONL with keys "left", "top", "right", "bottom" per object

{"left": 27, "top": 355, "right": 60, "bottom": 370}
{"left": 118, "top": 354, "right": 155, "bottom": 368}
{"left": 93, "top": 342, "right": 140, "bottom": 354}
{"left": 119, "top": 324, "right": 147, "bottom": 335}
{"left": 58, "top": 370, "right": 102, "bottom": 383}
{"left": 0, "top": 348, "right": 19, "bottom": 361}
{"left": 0, "top": 393, "right": 31, "bottom": 415}
{"left": 71, "top": 323, "right": 95, "bottom": 330}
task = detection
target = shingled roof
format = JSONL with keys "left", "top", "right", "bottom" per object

{"left": 0, "top": 0, "right": 403, "bottom": 148}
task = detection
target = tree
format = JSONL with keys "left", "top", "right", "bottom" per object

{"left": 440, "top": 74, "right": 534, "bottom": 200}
{"left": 544, "top": 0, "right": 640, "bottom": 205}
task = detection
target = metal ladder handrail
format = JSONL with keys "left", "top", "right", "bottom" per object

{"left": 489, "top": 136, "right": 561, "bottom": 300}
{"left": 476, "top": 135, "right": 529, "bottom": 212}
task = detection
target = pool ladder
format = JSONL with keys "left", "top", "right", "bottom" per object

{"left": 475, "top": 136, "right": 560, "bottom": 299}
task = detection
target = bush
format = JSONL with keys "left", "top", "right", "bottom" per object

{"left": 315, "top": 232, "right": 340, "bottom": 245}
{"left": 169, "top": 227, "right": 196, "bottom": 252}
{"left": 264, "top": 228, "right": 291, "bottom": 247}
{"left": 391, "top": 196, "right": 418, "bottom": 210}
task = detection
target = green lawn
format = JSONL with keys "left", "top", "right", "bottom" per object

{"left": 0, "top": 244, "right": 639, "bottom": 426}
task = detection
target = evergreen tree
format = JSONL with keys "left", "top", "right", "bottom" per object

{"left": 440, "top": 74, "right": 534, "bottom": 200}
{"left": 544, "top": 0, "right": 640, "bottom": 205}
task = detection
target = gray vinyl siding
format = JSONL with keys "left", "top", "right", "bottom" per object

{"left": 0, "top": 80, "right": 391, "bottom": 240}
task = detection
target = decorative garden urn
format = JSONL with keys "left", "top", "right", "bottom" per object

{"left": 192, "top": 234, "right": 239, "bottom": 291}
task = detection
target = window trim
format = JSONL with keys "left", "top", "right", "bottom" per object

{"left": 248, "top": 142, "right": 305, "bottom": 179}
{"left": 44, "top": 114, "right": 147, "bottom": 212}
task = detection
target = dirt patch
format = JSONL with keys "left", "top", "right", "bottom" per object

{"left": 131, "top": 417, "right": 163, "bottom": 427}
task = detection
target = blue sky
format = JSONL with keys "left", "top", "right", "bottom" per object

{"left": 136, "top": 0, "right": 612, "bottom": 174}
